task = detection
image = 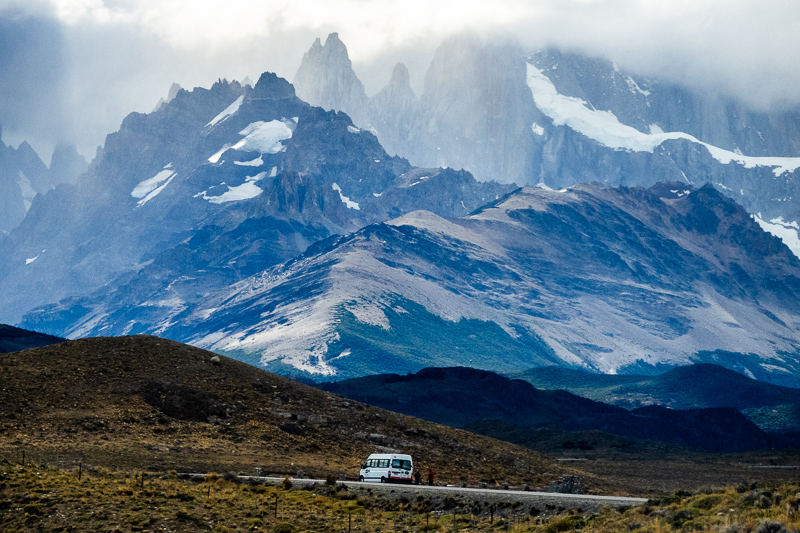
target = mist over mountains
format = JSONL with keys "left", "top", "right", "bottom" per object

{"left": 0, "top": 126, "right": 87, "bottom": 233}
{"left": 4, "top": 32, "right": 800, "bottom": 387}
{"left": 293, "top": 33, "right": 800, "bottom": 254}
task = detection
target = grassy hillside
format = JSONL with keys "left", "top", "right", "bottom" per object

{"left": 4, "top": 460, "right": 800, "bottom": 532}
{"left": 0, "top": 335, "right": 565, "bottom": 489}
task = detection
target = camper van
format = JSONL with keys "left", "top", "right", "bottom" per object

{"left": 359, "top": 453, "right": 413, "bottom": 483}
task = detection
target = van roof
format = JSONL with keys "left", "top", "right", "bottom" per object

{"left": 367, "top": 453, "right": 412, "bottom": 460}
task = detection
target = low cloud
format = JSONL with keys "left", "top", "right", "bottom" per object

{"left": 1, "top": 0, "right": 798, "bottom": 161}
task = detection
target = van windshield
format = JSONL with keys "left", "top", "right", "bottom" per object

{"left": 392, "top": 459, "right": 411, "bottom": 470}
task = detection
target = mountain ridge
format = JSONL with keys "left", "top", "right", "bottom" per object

{"left": 35, "top": 180, "right": 800, "bottom": 384}
{"left": 319, "top": 366, "right": 773, "bottom": 453}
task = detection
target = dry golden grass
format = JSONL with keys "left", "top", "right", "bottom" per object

{"left": 4, "top": 461, "right": 800, "bottom": 533}
{"left": 0, "top": 336, "right": 568, "bottom": 489}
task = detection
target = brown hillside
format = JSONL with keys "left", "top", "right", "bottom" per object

{"left": 0, "top": 335, "right": 568, "bottom": 489}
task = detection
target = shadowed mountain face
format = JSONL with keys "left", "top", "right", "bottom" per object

{"left": 81, "top": 180, "right": 800, "bottom": 384}
{"left": 319, "top": 367, "right": 772, "bottom": 453}
{"left": 1, "top": 71, "right": 510, "bottom": 328}
{"left": 515, "top": 364, "right": 800, "bottom": 411}
{"left": 0, "top": 323, "right": 62, "bottom": 353}
{"left": 0, "top": 335, "right": 560, "bottom": 485}
{"left": 515, "top": 363, "right": 800, "bottom": 436}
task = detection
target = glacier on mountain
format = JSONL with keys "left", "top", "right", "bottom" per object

{"left": 208, "top": 119, "right": 296, "bottom": 163}
{"left": 525, "top": 63, "right": 800, "bottom": 176}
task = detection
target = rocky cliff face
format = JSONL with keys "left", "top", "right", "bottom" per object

{"left": 293, "top": 33, "right": 369, "bottom": 126}
{"left": 366, "top": 62, "right": 419, "bottom": 158}
{"left": 0, "top": 126, "right": 84, "bottom": 233}
{"left": 293, "top": 34, "right": 800, "bottom": 253}
{"left": 3, "top": 71, "right": 510, "bottom": 327}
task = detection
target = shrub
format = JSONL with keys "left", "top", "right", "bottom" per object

{"left": 545, "top": 515, "right": 585, "bottom": 533}
{"left": 282, "top": 476, "right": 292, "bottom": 490}
{"left": 755, "top": 520, "right": 787, "bottom": 533}
{"left": 274, "top": 523, "right": 295, "bottom": 533}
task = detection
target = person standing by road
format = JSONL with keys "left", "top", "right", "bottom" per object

{"left": 427, "top": 469, "right": 434, "bottom": 486}
{"left": 414, "top": 470, "right": 421, "bottom": 485}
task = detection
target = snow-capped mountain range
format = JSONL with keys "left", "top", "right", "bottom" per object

{"left": 6, "top": 33, "right": 800, "bottom": 386}
{"left": 24, "top": 180, "right": 800, "bottom": 386}
{"left": 2, "top": 72, "right": 508, "bottom": 327}
{"left": 293, "top": 34, "right": 800, "bottom": 257}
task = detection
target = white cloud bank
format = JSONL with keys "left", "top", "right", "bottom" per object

{"left": 1, "top": 0, "right": 799, "bottom": 159}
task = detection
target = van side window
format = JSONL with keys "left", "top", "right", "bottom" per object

{"left": 380, "top": 459, "right": 389, "bottom": 468}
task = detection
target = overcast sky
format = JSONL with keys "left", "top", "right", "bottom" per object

{"left": 1, "top": 0, "right": 799, "bottom": 162}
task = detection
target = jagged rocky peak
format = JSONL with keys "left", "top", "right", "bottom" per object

{"left": 49, "top": 142, "right": 88, "bottom": 185}
{"left": 153, "top": 82, "right": 184, "bottom": 112}
{"left": 167, "top": 82, "right": 183, "bottom": 102}
{"left": 252, "top": 72, "right": 296, "bottom": 100}
{"left": 376, "top": 62, "right": 416, "bottom": 103}
{"left": 366, "top": 62, "right": 420, "bottom": 156}
{"left": 293, "top": 32, "right": 367, "bottom": 124}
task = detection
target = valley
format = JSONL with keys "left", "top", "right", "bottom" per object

{"left": 3, "top": 16, "right": 800, "bottom": 532}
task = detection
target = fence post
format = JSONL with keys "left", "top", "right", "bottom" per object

{"left": 78, "top": 462, "right": 82, "bottom": 480}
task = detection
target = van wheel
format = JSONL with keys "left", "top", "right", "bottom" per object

{"left": 380, "top": 477, "right": 386, "bottom": 483}
{"left": 359, "top": 476, "right": 364, "bottom": 482}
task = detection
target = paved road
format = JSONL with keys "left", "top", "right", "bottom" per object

{"left": 183, "top": 474, "right": 647, "bottom": 513}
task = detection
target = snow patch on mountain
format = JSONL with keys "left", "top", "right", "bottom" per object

{"left": 234, "top": 155, "right": 264, "bottom": 167}
{"left": 332, "top": 183, "right": 360, "bottom": 209}
{"left": 347, "top": 125, "right": 360, "bottom": 134}
{"left": 201, "top": 171, "right": 269, "bottom": 204}
{"left": 208, "top": 119, "right": 296, "bottom": 163}
{"left": 208, "top": 143, "right": 233, "bottom": 163}
{"left": 16, "top": 171, "right": 36, "bottom": 212}
{"left": 206, "top": 95, "right": 244, "bottom": 128}
{"left": 526, "top": 63, "right": 800, "bottom": 176}
{"left": 25, "top": 249, "right": 45, "bottom": 265}
{"left": 233, "top": 119, "right": 295, "bottom": 154}
{"left": 625, "top": 75, "right": 650, "bottom": 97}
{"left": 131, "top": 168, "right": 176, "bottom": 207}
{"left": 753, "top": 214, "right": 800, "bottom": 258}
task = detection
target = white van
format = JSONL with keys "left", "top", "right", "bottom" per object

{"left": 359, "top": 453, "right": 413, "bottom": 483}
